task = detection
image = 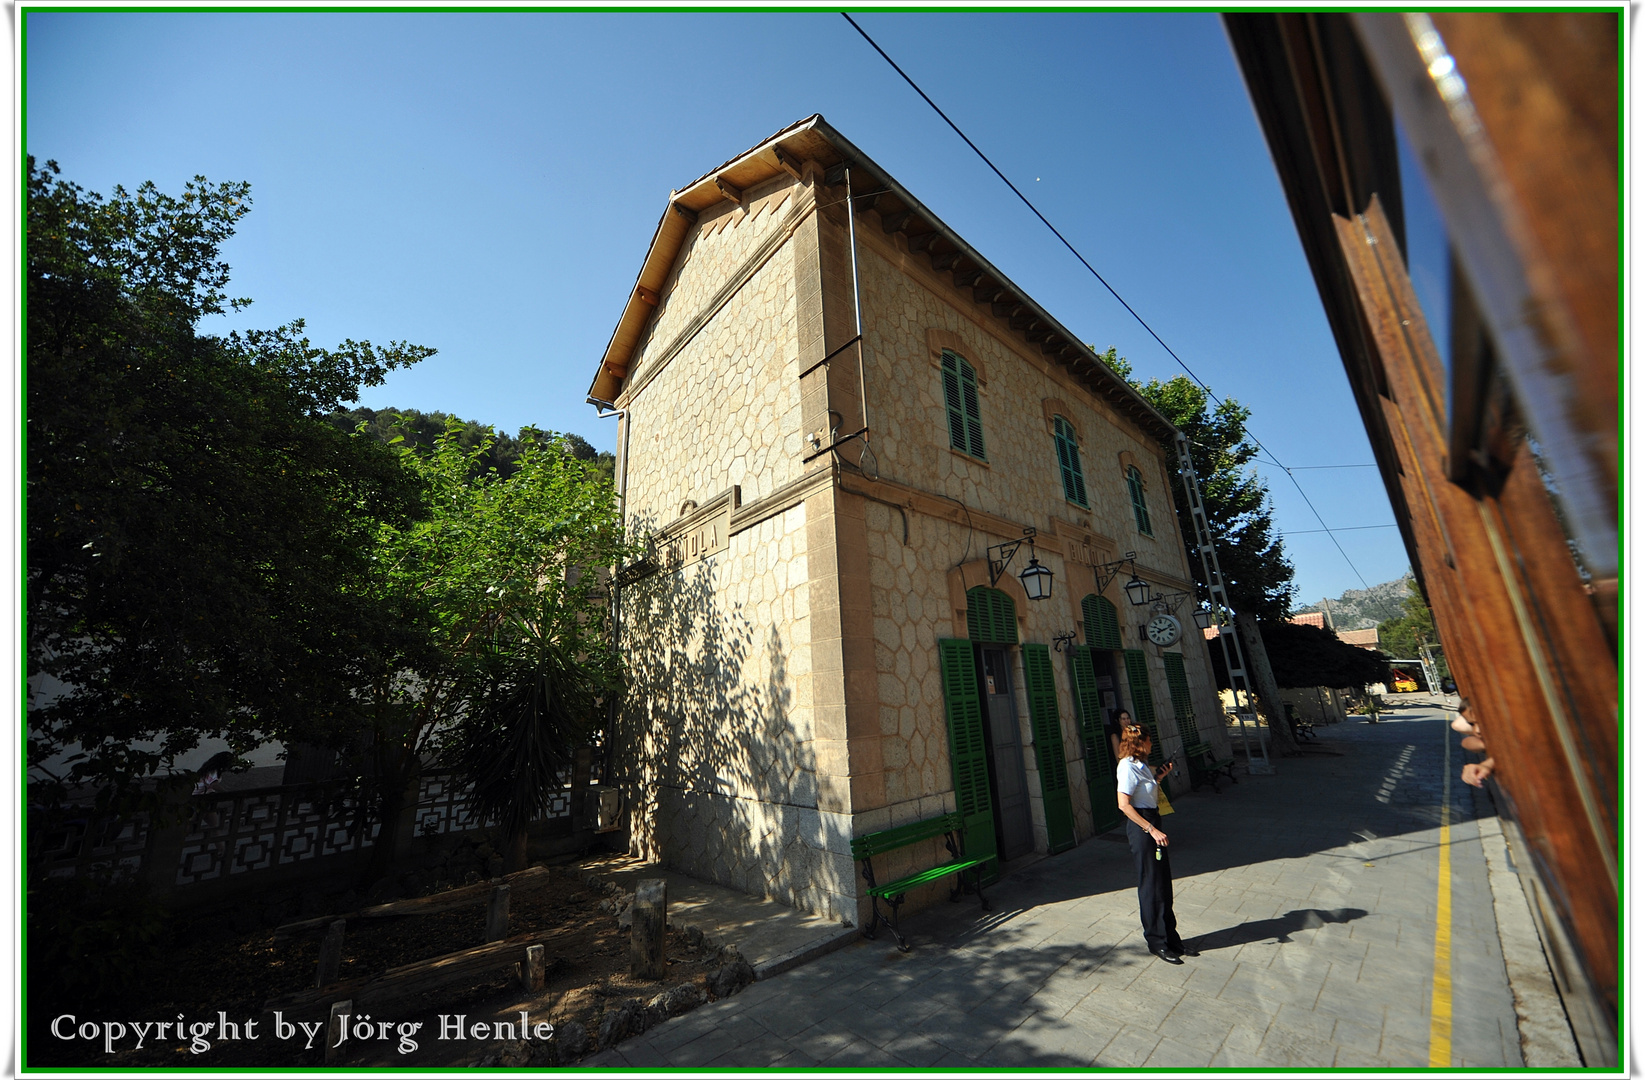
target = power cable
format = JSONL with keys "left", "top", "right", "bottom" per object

{"left": 843, "top": 13, "right": 1375, "bottom": 590}
{"left": 1282, "top": 524, "right": 1399, "bottom": 535}
{"left": 1257, "top": 460, "right": 1379, "bottom": 471}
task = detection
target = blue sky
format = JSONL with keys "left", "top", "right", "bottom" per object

{"left": 25, "top": 8, "right": 1428, "bottom": 607}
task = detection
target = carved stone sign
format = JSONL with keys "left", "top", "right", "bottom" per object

{"left": 662, "top": 496, "right": 734, "bottom": 570}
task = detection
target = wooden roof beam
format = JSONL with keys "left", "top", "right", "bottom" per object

{"left": 881, "top": 209, "right": 917, "bottom": 234}
{"left": 713, "top": 176, "right": 744, "bottom": 205}
{"left": 772, "top": 145, "right": 805, "bottom": 181}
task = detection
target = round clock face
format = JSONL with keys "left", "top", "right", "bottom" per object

{"left": 1146, "top": 614, "right": 1182, "bottom": 646}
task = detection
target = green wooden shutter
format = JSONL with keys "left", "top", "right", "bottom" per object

{"left": 1163, "top": 651, "right": 1198, "bottom": 744}
{"left": 966, "top": 586, "right": 1018, "bottom": 645}
{"left": 1123, "top": 648, "right": 1164, "bottom": 767}
{"left": 938, "top": 639, "right": 996, "bottom": 865}
{"left": 1082, "top": 594, "right": 1121, "bottom": 650}
{"left": 1054, "top": 417, "right": 1087, "bottom": 506}
{"left": 1069, "top": 646, "right": 1123, "bottom": 832}
{"left": 1022, "top": 644, "right": 1076, "bottom": 854}
{"left": 941, "top": 350, "right": 986, "bottom": 459}
{"left": 940, "top": 352, "right": 967, "bottom": 452}
{"left": 959, "top": 362, "right": 986, "bottom": 459}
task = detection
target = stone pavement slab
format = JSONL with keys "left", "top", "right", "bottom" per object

{"left": 589, "top": 705, "right": 1553, "bottom": 1070}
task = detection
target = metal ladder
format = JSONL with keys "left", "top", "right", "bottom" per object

{"left": 1174, "top": 432, "right": 1273, "bottom": 775}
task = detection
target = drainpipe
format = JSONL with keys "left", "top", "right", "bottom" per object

{"left": 843, "top": 165, "right": 871, "bottom": 447}
{"left": 587, "top": 396, "right": 629, "bottom": 788}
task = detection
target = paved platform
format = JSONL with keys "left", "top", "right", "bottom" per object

{"left": 586, "top": 703, "right": 1551, "bottom": 1070}
{"left": 579, "top": 852, "right": 856, "bottom": 978}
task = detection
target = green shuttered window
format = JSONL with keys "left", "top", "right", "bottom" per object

{"left": 941, "top": 350, "right": 986, "bottom": 459}
{"left": 938, "top": 639, "right": 997, "bottom": 865}
{"left": 1123, "top": 648, "right": 1165, "bottom": 767}
{"left": 1163, "top": 651, "right": 1198, "bottom": 744}
{"left": 1069, "top": 646, "right": 1123, "bottom": 832}
{"left": 1082, "top": 594, "right": 1122, "bottom": 650}
{"left": 1053, "top": 416, "right": 1088, "bottom": 507}
{"left": 1021, "top": 644, "right": 1076, "bottom": 854}
{"left": 966, "top": 586, "right": 1018, "bottom": 645}
{"left": 1127, "top": 465, "right": 1153, "bottom": 536}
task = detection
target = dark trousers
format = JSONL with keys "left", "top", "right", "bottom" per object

{"left": 1126, "top": 807, "right": 1182, "bottom": 952}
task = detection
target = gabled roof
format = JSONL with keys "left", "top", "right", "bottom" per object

{"left": 589, "top": 115, "right": 1176, "bottom": 443}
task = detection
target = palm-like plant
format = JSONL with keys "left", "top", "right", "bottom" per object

{"left": 442, "top": 621, "right": 605, "bottom": 871}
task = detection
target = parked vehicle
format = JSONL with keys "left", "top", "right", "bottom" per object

{"left": 1391, "top": 673, "right": 1419, "bottom": 693}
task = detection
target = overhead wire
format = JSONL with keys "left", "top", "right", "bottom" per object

{"left": 842, "top": 13, "right": 1376, "bottom": 590}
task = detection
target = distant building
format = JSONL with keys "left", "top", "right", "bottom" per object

{"left": 1337, "top": 628, "right": 1380, "bottom": 650}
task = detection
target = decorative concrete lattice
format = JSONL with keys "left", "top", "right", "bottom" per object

{"left": 42, "top": 767, "right": 585, "bottom": 889}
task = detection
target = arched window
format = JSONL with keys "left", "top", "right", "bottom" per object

{"left": 1127, "top": 465, "right": 1153, "bottom": 536}
{"left": 941, "top": 350, "right": 986, "bottom": 460}
{"left": 1053, "top": 416, "right": 1087, "bottom": 507}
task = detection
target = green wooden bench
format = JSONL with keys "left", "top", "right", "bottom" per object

{"left": 850, "top": 812, "right": 990, "bottom": 952}
{"left": 1185, "top": 742, "right": 1238, "bottom": 794}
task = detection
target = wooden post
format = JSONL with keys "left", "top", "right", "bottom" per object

{"left": 485, "top": 884, "right": 511, "bottom": 942}
{"left": 630, "top": 878, "right": 667, "bottom": 980}
{"left": 315, "top": 919, "right": 346, "bottom": 988}
{"left": 325, "top": 1000, "right": 350, "bottom": 1064}
{"left": 521, "top": 943, "right": 546, "bottom": 991}
{"left": 570, "top": 746, "right": 594, "bottom": 833}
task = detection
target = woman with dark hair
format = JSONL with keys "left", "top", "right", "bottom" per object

{"left": 1105, "top": 709, "right": 1132, "bottom": 766}
{"left": 1116, "top": 724, "right": 1194, "bottom": 963}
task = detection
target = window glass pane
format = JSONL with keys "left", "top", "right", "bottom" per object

{"left": 1127, "top": 466, "right": 1151, "bottom": 535}
{"left": 1395, "top": 120, "right": 1452, "bottom": 375}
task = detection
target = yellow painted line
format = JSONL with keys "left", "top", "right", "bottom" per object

{"left": 1428, "top": 715, "right": 1454, "bottom": 1066}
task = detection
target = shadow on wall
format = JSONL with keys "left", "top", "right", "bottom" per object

{"left": 621, "top": 537, "right": 850, "bottom": 920}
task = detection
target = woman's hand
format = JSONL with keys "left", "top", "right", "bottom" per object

{"left": 1152, "top": 828, "right": 1169, "bottom": 848}
{"left": 1154, "top": 761, "right": 1175, "bottom": 781}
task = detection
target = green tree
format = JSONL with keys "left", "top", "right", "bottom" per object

{"left": 26, "top": 157, "right": 434, "bottom": 813}
{"left": 349, "top": 419, "right": 631, "bottom": 876}
{"left": 1097, "top": 349, "right": 1301, "bottom": 753}
{"left": 1252, "top": 621, "right": 1390, "bottom": 689}
{"left": 1377, "top": 577, "right": 1448, "bottom": 679}
{"left": 327, "top": 405, "right": 617, "bottom": 485}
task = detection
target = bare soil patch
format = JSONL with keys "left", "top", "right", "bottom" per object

{"left": 28, "top": 860, "right": 729, "bottom": 1068}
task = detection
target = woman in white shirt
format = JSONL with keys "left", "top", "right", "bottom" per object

{"left": 1116, "top": 724, "right": 1194, "bottom": 963}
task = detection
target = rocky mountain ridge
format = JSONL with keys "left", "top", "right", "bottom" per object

{"left": 1295, "top": 571, "right": 1413, "bottom": 630}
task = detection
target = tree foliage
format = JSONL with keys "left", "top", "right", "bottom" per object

{"left": 348, "top": 419, "right": 633, "bottom": 874}
{"left": 1376, "top": 577, "right": 1444, "bottom": 665}
{"left": 1097, "top": 349, "right": 1295, "bottom": 620}
{"left": 327, "top": 405, "right": 616, "bottom": 484}
{"left": 1250, "top": 621, "right": 1390, "bottom": 689}
{"left": 26, "top": 157, "right": 434, "bottom": 811}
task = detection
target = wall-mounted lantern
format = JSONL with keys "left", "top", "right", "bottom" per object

{"left": 988, "top": 527, "right": 1054, "bottom": 601}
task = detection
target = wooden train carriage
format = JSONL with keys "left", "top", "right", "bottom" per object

{"left": 1223, "top": 12, "right": 1618, "bottom": 1066}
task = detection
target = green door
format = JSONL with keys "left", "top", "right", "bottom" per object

{"left": 1022, "top": 644, "right": 1077, "bottom": 854}
{"left": 938, "top": 639, "right": 998, "bottom": 873}
{"left": 1070, "top": 646, "right": 1123, "bottom": 832}
{"left": 1163, "top": 651, "right": 1197, "bottom": 742}
{"left": 1123, "top": 649, "right": 1166, "bottom": 767}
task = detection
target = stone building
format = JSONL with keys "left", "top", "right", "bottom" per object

{"left": 587, "top": 116, "right": 1230, "bottom": 924}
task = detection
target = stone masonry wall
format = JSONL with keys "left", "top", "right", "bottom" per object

{"left": 622, "top": 174, "right": 808, "bottom": 522}
{"left": 616, "top": 175, "right": 856, "bottom": 920}
{"left": 834, "top": 211, "right": 1229, "bottom": 880}
{"left": 621, "top": 505, "right": 855, "bottom": 921}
